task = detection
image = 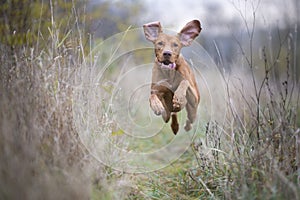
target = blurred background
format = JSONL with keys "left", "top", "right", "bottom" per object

{"left": 1, "top": 0, "right": 299, "bottom": 72}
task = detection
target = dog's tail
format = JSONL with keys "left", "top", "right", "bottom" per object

{"left": 171, "top": 113, "right": 179, "bottom": 135}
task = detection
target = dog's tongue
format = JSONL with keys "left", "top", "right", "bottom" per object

{"left": 169, "top": 63, "right": 176, "bottom": 69}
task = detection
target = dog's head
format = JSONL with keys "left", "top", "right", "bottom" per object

{"left": 143, "top": 20, "right": 201, "bottom": 67}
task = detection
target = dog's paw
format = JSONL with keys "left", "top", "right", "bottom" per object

{"left": 150, "top": 95, "right": 165, "bottom": 116}
{"left": 172, "top": 93, "right": 187, "bottom": 111}
{"left": 184, "top": 120, "right": 192, "bottom": 131}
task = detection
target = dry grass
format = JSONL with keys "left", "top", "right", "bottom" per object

{"left": 0, "top": 1, "right": 299, "bottom": 200}
{"left": 0, "top": 14, "right": 133, "bottom": 200}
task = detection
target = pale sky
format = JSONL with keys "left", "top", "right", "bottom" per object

{"left": 141, "top": 0, "right": 299, "bottom": 34}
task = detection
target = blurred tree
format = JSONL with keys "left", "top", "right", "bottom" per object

{"left": 84, "top": 0, "right": 149, "bottom": 64}
{"left": 0, "top": 0, "right": 85, "bottom": 51}
{"left": 0, "top": 0, "right": 39, "bottom": 49}
{"left": 86, "top": 0, "right": 144, "bottom": 40}
{"left": 0, "top": 0, "right": 145, "bottom": 59}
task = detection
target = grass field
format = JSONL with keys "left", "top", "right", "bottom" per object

{"left": 0, "top": 1, "right": 299, "bottom": 199}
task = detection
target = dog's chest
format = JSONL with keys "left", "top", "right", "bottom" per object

{"left": 158, "top": 68, "right": 183, "bottom": 91}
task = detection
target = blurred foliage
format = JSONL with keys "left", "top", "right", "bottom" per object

{"left": 86, "top": 0, "right": 143, "bottom": 39}
{"left": 0, "top": 0, "right": 146, "bottom": 64}
{"left": 0, "top": 0, "right": 79, "bottom": 48}
{"left": 0, "top": 0, "right": 43, "bottom": 47}
{"left": 0, "top": 0, "right": 144, "bottom": 45}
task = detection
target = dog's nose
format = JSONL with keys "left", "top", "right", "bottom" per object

{"left": 163, "top": 51, "right": 172, "bottom": 57}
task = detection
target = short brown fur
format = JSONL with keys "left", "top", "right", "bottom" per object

{"left": 143, "top": 20, "right": 201, "bottom": 134}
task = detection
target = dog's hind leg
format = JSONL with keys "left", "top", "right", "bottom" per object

{"left": 185, "top": 102, "right": 198, "bottom": 131}
{"left": 171, "top": 113, "right": 179, "bottom": 135}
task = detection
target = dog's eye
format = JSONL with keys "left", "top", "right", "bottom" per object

{"left": 157, "top": 41, "right": 163, "bottom": 46}
{"left": 173, "top": 43, "right": 179, "bottom": 47}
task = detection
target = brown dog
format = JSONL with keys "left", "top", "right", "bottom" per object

{"left": 143, "top": 20, "right": 201, "bottom": 134}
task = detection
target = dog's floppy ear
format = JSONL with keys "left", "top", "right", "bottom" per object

{"left": 143, "top": 21, "right": 162, "bottom": 42}
{"left": 178, "top": 20, "right": 201, "bottom": 46}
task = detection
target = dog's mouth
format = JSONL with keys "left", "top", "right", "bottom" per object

{"left": 159, "top": 60, "right": 176, "bottom": 69}
{"left": 156, "top": 58, "right": 176, "bottom": 69}
{"left": 162, "top": 60, "right": 171, "bottom": 65}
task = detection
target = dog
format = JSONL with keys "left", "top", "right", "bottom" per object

{"left": 143, "top": 20, "right": 201, "bottom": 134}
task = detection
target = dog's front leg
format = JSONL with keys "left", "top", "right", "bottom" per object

{"left": 149, "top": 93, "right": 165, "bottom": 116}
{"left": 149, "top": 92, "right": 171, "bottom": 123}
{"left": 173, "top": 80, "right": 189, "bottom": 111}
